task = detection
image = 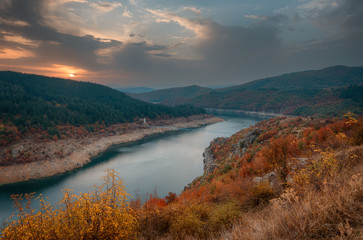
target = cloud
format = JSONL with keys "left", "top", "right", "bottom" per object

{"left": 147, "top": 9, "right": 210, "bottom": 39}
{"left": 123, "top": 10, "right": 132, "bottom": 18}
{"left": 290, "top": 0, "right": 363, "bottom": 67}
{"left": 183, "top": 7, "right": 201, "bottom": 15}
{"left": 0, "top": 0, "right": 362, "bottom": 87}
{"left": 314, "top": 0, "right": 363, "bottom": 32}
{"left": 299, "top": 0, "right": 339, "bottom": 13}
{"left": 194, "top": 18, "right": 285, "bottom": 80}
{"left": 3, "top": 34, "right": 39, "bottom": 46}
{"left": 244, "top": 14, "right": 267, "bottom": 20}
{"left": 0, "top": 0, "right": 125, "bottom": 75}
{"left": 0, "top": 48, "right": 34, "bottom": 59}
{"left": 90, "top": 1, "right": 123, "bottom": 13}
{"left": 0, "top": 16, "right": 29, "bottom": 26}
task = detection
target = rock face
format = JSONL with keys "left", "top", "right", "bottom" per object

{"left": 202, "top": 128, "right": 263, "bottom": 177}
{"left": 238, "top": 128, "right": 262, "bottom": 156}
{"left": 202, "top": 147, "right": 217, "bottom": 175}
{"left": 202, "top": 137, "right": 227, "bottom": 175}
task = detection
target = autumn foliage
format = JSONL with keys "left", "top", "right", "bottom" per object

{"left": 131, "top": 114, "right": 363, "bottom": 239}
{"left": 2, "top": 169, "right": 138, "bottom": 240}
{"left": 2, "top": 114, "right": 362, "bottom": 239}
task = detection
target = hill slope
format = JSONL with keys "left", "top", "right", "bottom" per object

{"left": 129, "top": 85, "right": 212, "bottom": 105}
{"left": 192, "top": 85, "right": 363, "bottom": 116}
{"left": 227, "top": 65, "right": 363, "bottom": 90}
{"left": 0, "top": 71, "right": 205, "bottom": 136}
{"left": 116, "top": 87, "right": 154, "bottom": 93}
{"left": 133, "top": 66, "right": 363, "bottom": 116}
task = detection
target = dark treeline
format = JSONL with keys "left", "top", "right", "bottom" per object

{"left": 0, "top": 71, "right": 206, "bottom": 135}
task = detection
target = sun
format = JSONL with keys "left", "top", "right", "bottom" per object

{"left": 68, "top": 73, "right": 75, "bottom": 77}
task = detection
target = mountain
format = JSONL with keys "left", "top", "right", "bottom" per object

{"left": 116, "top": 87, "right": 155, "bottom": 93}
{"left": 191, "top": 84, "right": 363, "bottom": 116}
{"left": 0, "top": 71, "right": 206, "bottom": 135}
{"left": 132, "top": 66, "right": 363, "bottom": 116}
{"left": 129, "top": 85, "right": 212, "bottom": 105}
{"left": 228, "top": 65, "right": 363, "bottom": 90}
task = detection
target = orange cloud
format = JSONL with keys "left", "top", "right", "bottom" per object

{"left": 3, "top": 34, "right": 39, "bottom": 46}
{"left": 0, "top": 48, "right": 34, "bottom": 59}
{"left": 0, "top": 17, "right": 29, "bottom": 26}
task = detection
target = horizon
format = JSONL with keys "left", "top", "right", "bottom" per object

{"left": 1, "top": 0, "right": 363, "bottom": 88}
{"left": 2, "top": 64, "right": 361, "bottom": 90}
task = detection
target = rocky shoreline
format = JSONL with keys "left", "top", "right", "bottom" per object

{"left": 0, "top": 115, "right": 223, "bottom": 185}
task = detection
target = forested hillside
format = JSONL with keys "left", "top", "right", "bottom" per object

{"left": 226, "top": 65, "right": 363, "bottom": 90}
{"left": 129, "top": 85, "right": 211, "bottom": 105}
{"left": 132, "top": 66, "right": 363, "bottom": 116}
{"left": 192, "top": 84, "right": 363, "bottom": 116}
{"left": 0, "top": 71, "right": 205, "bottom": 144}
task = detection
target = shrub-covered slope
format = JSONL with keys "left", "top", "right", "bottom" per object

{"left": 134, "top": 114, "right": 363, "bottom": 239}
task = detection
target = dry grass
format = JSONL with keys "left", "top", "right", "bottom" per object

{"left": 218, "top": 150, "right": 363, "bottom": 240}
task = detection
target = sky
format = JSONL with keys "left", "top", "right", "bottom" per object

{"left": 0, "top": 0, "right": 362, "bottom": 88}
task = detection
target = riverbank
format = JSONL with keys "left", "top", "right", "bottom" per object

{"left": 0, "top": 115, "right": 223, "bottom": 185}
{"left": 206, "top": 108, "right": 286, "bottom": 117}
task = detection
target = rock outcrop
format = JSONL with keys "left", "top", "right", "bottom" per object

{"left": 238, "top": 128, "right": 262, "bottom": 155}
{"left": 202, "top": 137, "right": 227, "bottom": 176}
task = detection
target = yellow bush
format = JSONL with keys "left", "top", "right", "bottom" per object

{"left": 169, "top": 203, "right": 211, "bottom": 240}
{"left": 249, "top": 181, "right": 276, "bottom": 206}
{"left": 2, "top": 169, "right": 139, "bottom": 240}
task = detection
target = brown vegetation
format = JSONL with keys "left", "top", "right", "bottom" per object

{"left": 220, "top": 151, "right": 363, "bottom": 239}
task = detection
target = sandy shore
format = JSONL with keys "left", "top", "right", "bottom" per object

{"left": 0, "top": 115, "right": 222, "bottom": 185}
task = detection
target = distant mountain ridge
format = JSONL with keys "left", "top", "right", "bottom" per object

{"left": 116, "top": 87, "right": 155, "bottom": 93}
{"left": 131, "top": 66, "right": 363, "bottom": 116}
{"left": 129, "top": 85, "right": 211, "bottom": 105}
{"left": 228, "top": 65, "right": 363, "bottom": 90}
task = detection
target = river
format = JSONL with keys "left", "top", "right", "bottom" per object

{"left": 0, "top": 114, "right": 267, "bottom": 223}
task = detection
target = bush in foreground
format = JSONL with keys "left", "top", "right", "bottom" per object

{"left": 2, "top": 169, "right": 138, "bottom": 240}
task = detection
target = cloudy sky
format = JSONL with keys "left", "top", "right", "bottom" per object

{"left": 0, "top": 0, "right": 362, "bottom": 88}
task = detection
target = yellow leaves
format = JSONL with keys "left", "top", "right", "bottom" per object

{"left": 289, "top": 146, "right": 360, "bottom": 192}
{"left": 3, "top": 169, "right": 139, "bottom": 240}
{"left": 250, "top": 181, "right": 276, "bottom": 205}
{"left": 336, "top": 132, "right": 347, "bottom": 139}
{"left": 344, "top": 112, "right": 358, "bottom": 126}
